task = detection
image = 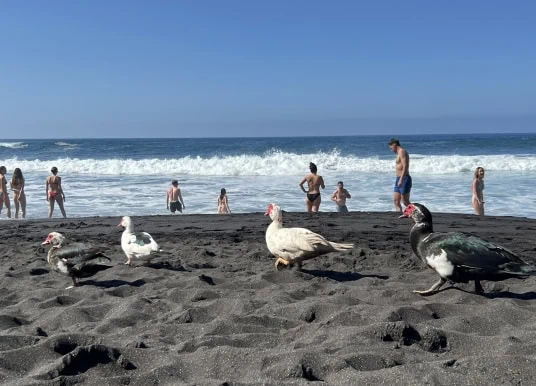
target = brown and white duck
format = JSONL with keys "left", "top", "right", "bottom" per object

{"left": 42, "top": 232, "right": 112, "bottom": 289}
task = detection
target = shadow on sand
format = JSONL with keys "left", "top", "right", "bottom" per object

{"left": 301, "top": 269, "right": 389, "bottom": 282}
{"left": 80, "top": 279, "right": 146, "bottom": 288}
{"left": 432, "top": 286, "right": 536, "bottom": 300}
{"left": 144, "top": 261, "right": 189, "bottom": 272}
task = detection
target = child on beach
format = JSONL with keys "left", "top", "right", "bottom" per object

{"left": 217, "top": 188, "right": 231, "bottom": 214}
{"left": 166, "top": 180, "right": 185, "bottom": 214}
{"left": 46, "top": 167, "right": 67, "bottom": 218}
{"left": 0, "top": 166, "right": 11, "bottom": 218}
{"left": 10, "top": 168, "right": 26, "bottom": 219}
{"left": 331, "top": 181, "right": 351, "bottom": 212}
{"left": 472, "top": 166, "right": 485, "bottom": 216}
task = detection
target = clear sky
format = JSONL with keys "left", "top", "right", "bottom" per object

{"left": 1, "top": 1, "right": 535, "bottom": 138}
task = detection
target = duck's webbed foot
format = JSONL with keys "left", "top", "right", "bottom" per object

{"left": 66, "top": 277, "right": 80, "bottom": 289}
{"left": 275, "top": 257, "right": 290, "bottom": 270}
{"left": 413, "top": 278, "right": 447, "bottom": 296}
{"left": 474, "top": 280, "right": 484, "bottom": 294}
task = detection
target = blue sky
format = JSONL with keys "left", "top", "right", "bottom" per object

{"left": 1, "top": 1, "right": 535, "bottom": 138}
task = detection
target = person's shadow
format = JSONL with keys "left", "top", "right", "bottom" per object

{"left": 301, "top": 269, "right": 389, "bottom": 282}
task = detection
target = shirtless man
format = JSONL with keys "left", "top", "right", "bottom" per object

{"left": 166, "top": 180, "right": 185, "bottom": 214}
{"left": 388, "top": 138, "right": 411, "bottom": 212}
{"left": 46, "top": 166, "right": 67, "bottom": 218}
{"left": 0, "top": 166, "right": 11, "bottom": 218}
{"left": 299, "top": 162, "right": 325, "bottom": 212}
{"left": 331, "top": 181, "right": 351, "bottom": 212}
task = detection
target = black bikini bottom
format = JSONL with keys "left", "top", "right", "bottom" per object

{"left": 307, "top": 193, "right": 321, "bottom": 203}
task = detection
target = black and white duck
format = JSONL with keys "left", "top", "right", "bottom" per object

{"left": 401, "top": 203, "right": 536, "bottom": 296}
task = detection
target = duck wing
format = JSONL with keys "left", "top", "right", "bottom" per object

{"left": 270, "top": 227, "right": 335, "bottom": 260}
{"left": 55, "top": 244, "right": 112, "bottom": 266}
{"left": 420, "top": 232, "right": 533, "bottom": 274}
{"left": 128, "top": 232, "right": 159, "bottom": 249}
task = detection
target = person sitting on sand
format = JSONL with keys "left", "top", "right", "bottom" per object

{"left": 46, "top": 166, "right": 67, "bottom": 219}
{"left": 217, "top": 188, "right": 231, "bottom": 214}
{"left": 166, "top": 179, "right": 185, "bottom": 214}
{"left": 0, "top": 166, "right": 11, "bottom": 218}
{"left": 472, "top": 166, "right": 485, "bottom": 216}
{"left": 299, "top": 162, "right": 325, "bottom": 212}
{"left": 331, "top": 181, "right": 351, "bottom": 213}
{"left": 10, "top": 168, "right": 26, "bottom": 219}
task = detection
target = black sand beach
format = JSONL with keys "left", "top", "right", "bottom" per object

{"left": 1, "top": 211, "right": 536, "bottom": 385}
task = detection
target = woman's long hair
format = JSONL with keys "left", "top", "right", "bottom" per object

{"left": 11, "top": 168, "right": 24, "bottom": 184}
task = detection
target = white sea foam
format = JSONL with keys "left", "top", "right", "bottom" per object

{"left": 2, "top": 152, "right": 536, "bottom": 176}
{"left": 55, "top": 142, "right": 78, "bottom": 148}
{"left": 4, "top": 169, "right": 536, "bottom": 219}
{"left": 0, "top": 142, "right": 28, "bottom": 149}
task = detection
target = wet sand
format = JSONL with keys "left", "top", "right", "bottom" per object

{"left": 1, "top": 210, "right": 536, "bottom": 385}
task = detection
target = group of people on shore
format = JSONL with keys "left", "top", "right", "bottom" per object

{"left": 0, "top": 166, "right": 67, "bottom": 219}
{"left": 296, "top": 138, "right": 486, "bottom": 216}
{"left": 1, "top": 138, "right": 487, "bottom": 219}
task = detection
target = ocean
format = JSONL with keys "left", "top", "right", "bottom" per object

{"left": 1, "top": 133, "right": 535, "bottom": 219}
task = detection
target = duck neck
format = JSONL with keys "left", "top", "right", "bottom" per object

{"left": 409, "top": 221, "right": 433, "bottom": 254}
{"left": 269, "top": 215, "right": 283, "bottom": 230}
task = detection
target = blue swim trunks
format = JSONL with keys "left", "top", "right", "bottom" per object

{"left": 394, "top": 175, "right": 412, "bottom": 195}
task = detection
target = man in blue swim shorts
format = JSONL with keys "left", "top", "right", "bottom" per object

{"left": 388, "top": 138, "right": 411, "bottom": 212}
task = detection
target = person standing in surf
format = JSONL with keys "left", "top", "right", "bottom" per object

{"left": 388, "top": 138, "right": 411, "bottom": 212}
{"left": 0, "top": 166, "right": 11, "bottom": 218}
{"left": 46, "top": 166, "right": 67, "bottom": 218}
{"left": 166, "top": 179, "right": 185, "bottom": 214}
{"left": 10, "top": 168, "right": 26, "bottom": 219}
{"left": 472, "top": 166, "right": 485, "bottom": 216}
{"left": 299, "top": 162, "right": 325, "bottom": 212}
{"left": 217, "top": 188, "right": 231, "bottom": 214}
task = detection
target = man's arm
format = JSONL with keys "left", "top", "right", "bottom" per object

{"left": 345, "top": 189, "right": 351, "bottom": 199}
{"left": 398, "top": 150, "right": 408, "bottom": 186}
{"left": 331, "top": 190, "right": 338, "bottom": 201}
{"left": 178, "top": 189, "right": 185, "bottom": 209}
{"left": 166, "top": 189, "right": 170, "bottom": 208}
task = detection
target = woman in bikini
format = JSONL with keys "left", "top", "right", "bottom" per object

{"left": 10, "top": 168, "right": 26, "bottom": 219}
{"left": 217, "top": 188, "right": 231, "bottom": 214}
{"left": 46, "top": 166, "right": 67, "bottom": 218}
{"left": 299, "top": 162, "right": 325, "bottom": 213}
{"left": 0, "top": 166, "right": 11, "bottom": 218}
{"left": 472, "top": 166, "right": 485, "bottom": 216}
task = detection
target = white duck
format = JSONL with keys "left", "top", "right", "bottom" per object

{"left": 42, "top": 232, "right": 112, "bottom": 289}
{"left": 265, "top": 203, "right": 354, "bottom": 270}
{"left": 118, "top": 216, "right": 161, "bottom": 265}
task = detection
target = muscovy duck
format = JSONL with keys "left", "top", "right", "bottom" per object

{"left": 118, "top": 216, "right": 161, "bottom": 265}
{"left": 401, "top": 203, "right": 536, "bottom": 295}
{"left": 265, "top": 203, "right": 354, "bottom": 270}
{"left": 42, "top": 232, "right": 112, "bottom": 289}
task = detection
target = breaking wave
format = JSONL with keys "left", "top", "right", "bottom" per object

{"left": 2, "top": 150, "right": 536, "bottom": 176}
